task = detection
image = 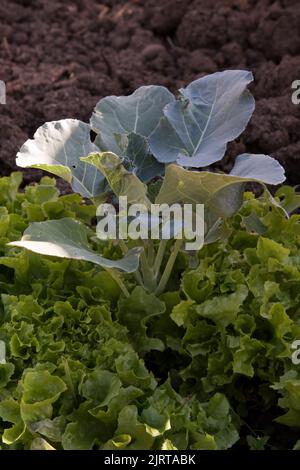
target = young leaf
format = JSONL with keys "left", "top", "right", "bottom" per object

{"left": 82, "top": 152, "right": 151, "bottom": 207}
{"left": 16, "top": 119, "right": 106, "bottom": 198}
{"left": 156, "top": 155, "right": 285, "bottom": 218}
{"left": 149, "top": 70, "right": 255, "bottom": 167}
{"left": 22, "top": 371, "right": 67, "bottom": 405}
{"left": 90, "top": 85, "right": 175, "bottom": 153}
{"left": 113, "top": 132, "right": 164, "bottom": 182}
{"left": 195, "top": 285, "right": 248, "bottom": 327}
{"left": 8, "top": 218, "right": 141, "bottom": 273}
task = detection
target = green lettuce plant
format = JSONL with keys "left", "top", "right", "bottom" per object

{"left": 0, "top": 173, "right": 239, "bottom": 449}
{"left": 1, "top": 174, "right": 300, "bottom": 449}
{"left": 12, "top": 70, "right": 285, "bottom": 297}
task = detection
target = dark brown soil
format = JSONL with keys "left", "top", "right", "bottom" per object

{"left": 1, "top": 0, "right": 300, "bottom": 188}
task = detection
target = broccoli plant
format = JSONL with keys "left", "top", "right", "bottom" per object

{"left": 10, "top": 70, "right": 285, "bottom": 296}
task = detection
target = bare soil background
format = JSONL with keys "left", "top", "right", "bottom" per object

{"left": 1, "top": 0, "right": 300, "bottom": 188}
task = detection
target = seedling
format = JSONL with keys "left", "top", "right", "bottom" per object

{"left": 11, "top": 70, "right": 285, "bottom": 295}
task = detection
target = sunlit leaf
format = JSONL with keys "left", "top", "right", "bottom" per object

{"left": 16, "top": 119, "right": 105, "bottom": 198}
{"left": 8, "top": 218, "right": 142, "bottom": 273}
